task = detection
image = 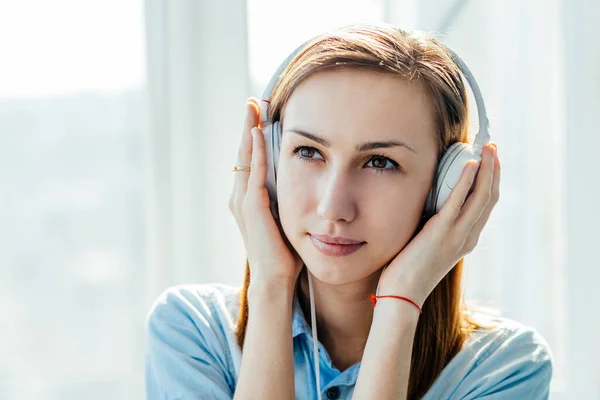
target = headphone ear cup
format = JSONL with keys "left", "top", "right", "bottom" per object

{"left": 263, "top": 120, "right": 282, "bottom": 220}
{"left": 426, "top": 142, "right": 482, "bottom": 215}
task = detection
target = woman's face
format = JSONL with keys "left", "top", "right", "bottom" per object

{"left": 277, "top": 69, "right": 439, "bottom": 285}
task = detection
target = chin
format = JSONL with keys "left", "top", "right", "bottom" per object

{"left": 303, "top": 262, "right": 358, "bottom": 285}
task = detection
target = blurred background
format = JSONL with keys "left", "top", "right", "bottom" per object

{"left": 1, "top": 0, "right": 598, "bottom": 398}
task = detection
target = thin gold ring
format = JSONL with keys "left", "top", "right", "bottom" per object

{"left": 232, "top": 165, "right": 251, "bottom": 172}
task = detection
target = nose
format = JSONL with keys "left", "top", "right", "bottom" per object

{"left": 316, "top": 169, "right": 357, "bottom": 223}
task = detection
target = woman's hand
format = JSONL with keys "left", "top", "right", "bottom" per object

{"left": 377, "top": 143, "right": 500, "bottom": 308}
{"left": 228, "top": 98, "right": 304, "bottom": 290}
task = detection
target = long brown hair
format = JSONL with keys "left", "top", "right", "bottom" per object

{"left": 235, "top": 24, "right": 499, "bottom": 399}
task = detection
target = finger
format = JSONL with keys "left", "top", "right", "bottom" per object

{"left": 248, "top": 96, "right": 260, "bottom": 116}
{"left": 247, "top": 127, "right": 268, "bottom": 197}
{"left": 438, "top": 159, "right": 479, "bottom": 224}
{"left": 465, "top": 144, "right": 501, "bottom": 239}
{"left": 234, "top": 100, "right": 260, "bottom": 195}
{"left": 455, "top": 145, "right": 496, "bottom": 233}
{"left": 229, "top": 99, "right": 260, "bottom": 234}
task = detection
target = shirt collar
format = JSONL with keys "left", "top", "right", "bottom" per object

{"left": 292, "top": 293, "right": 312, "bottom": 338}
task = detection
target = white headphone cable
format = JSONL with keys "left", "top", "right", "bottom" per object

{"left": 307, "top": 269, "right": 322, "bottom": 400}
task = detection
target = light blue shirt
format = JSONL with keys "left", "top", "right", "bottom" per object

{"left": 145, "top": 284, "right": 553, "bottom": 399}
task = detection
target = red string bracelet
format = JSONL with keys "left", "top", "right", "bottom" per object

{"left": 369, "top": 293, "right": 423, "bottom": 315}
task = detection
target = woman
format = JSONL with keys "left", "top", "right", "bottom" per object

{"left": 145, "top": 24, "right": 553, "bottom": 399}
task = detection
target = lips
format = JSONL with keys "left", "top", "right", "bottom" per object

{"left": 310, "top": 234, "right": 363, "bottom": 245}
{"left": 309, "top": 234, "right": 365, "bottom": 257}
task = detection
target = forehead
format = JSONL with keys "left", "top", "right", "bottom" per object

{"left": 282, "top": 69, "right": 438, "bottom": 152}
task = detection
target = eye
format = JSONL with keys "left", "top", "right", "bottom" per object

{"left": 291, "top": 146, "right": 402, "bottom": 174}
{"left": 292, "top": 146, "right": 324, "bottom": 163}
{"left": 365, "top": 155, "right": 401, "bottom": 174}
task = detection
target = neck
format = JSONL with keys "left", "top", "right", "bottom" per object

{"left": 297, "top": 267, "right": 383, "bottom": 371}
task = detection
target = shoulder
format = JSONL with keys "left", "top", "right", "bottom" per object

{"left": 147, "top": 283, "right": 242, "bottom": 321}
{"left": 146, "top": 283, "right": 243, "bottom": 339}
{"left": 462, "top": 315, "right": 553, "bottom": 364}
{"left": 425, "top": 316, "right": 554, "bottom": 399}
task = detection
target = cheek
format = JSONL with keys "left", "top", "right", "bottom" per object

{"left": 366, "top": 188, "right": 422, "bottom": 238}
{"left": 276, "top": 159, "right": 316, "bottom": 229}
{"left": 361, "top": 177, "right": 431, "bottom": 249}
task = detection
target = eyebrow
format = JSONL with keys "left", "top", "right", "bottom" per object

{"left": 285, "top": 128, "right": 418, "bottom": 154}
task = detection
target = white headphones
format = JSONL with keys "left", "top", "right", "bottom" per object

{"left": 257, "top": 26, "right": 491, "bottom": 398}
